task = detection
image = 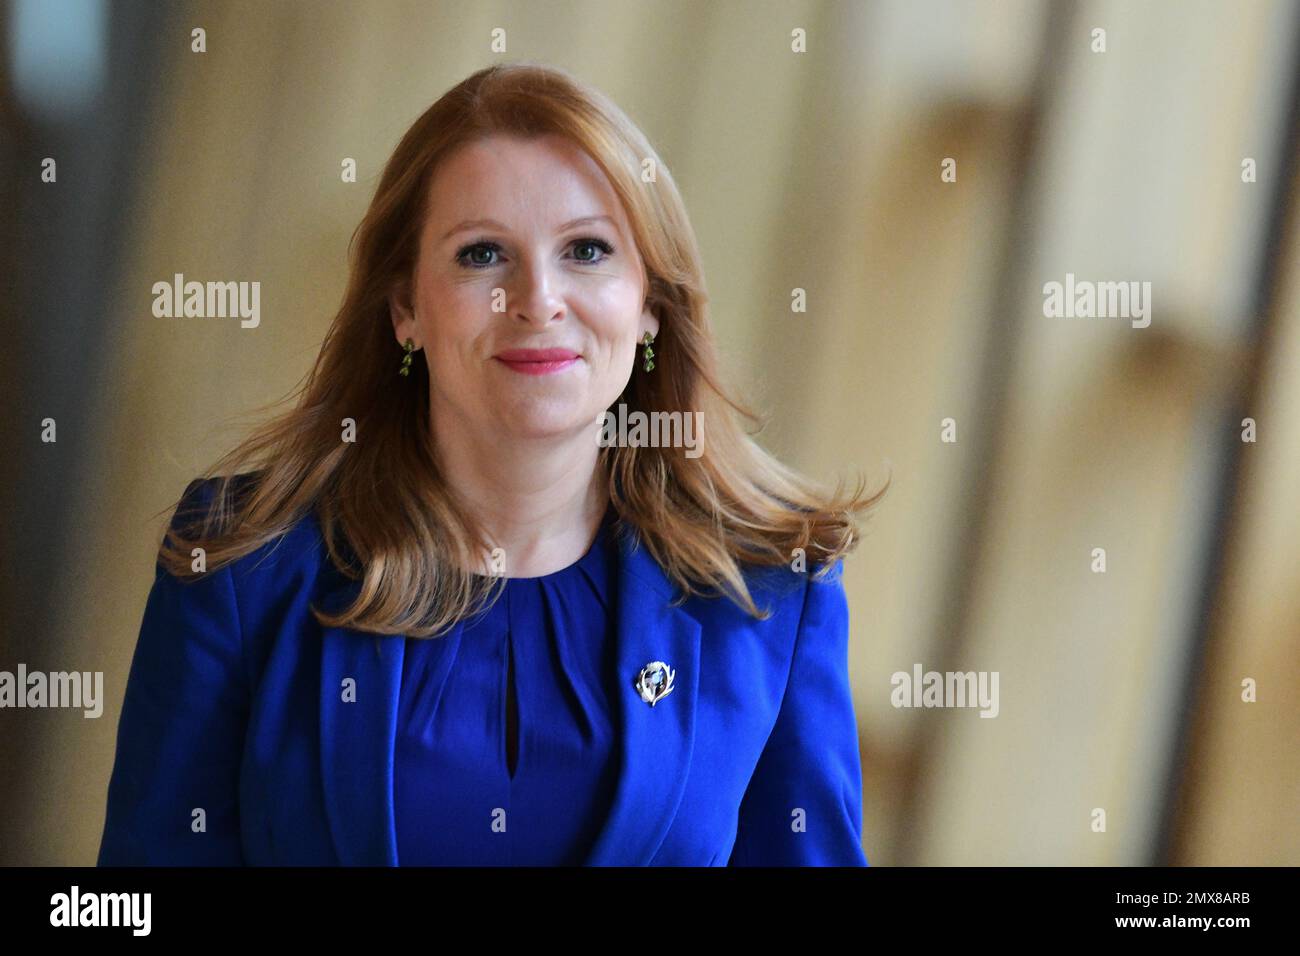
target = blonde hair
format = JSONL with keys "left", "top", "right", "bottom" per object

{"left": 158, "top": 61, "right": 890, "bottom": 638}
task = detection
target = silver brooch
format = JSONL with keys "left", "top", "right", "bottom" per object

{"left": 635, "top": 661, "right": 675, "bottom": 707}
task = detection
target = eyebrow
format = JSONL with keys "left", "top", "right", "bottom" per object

{"left": 439, "top": 214, "right": 615, "bottom": 242}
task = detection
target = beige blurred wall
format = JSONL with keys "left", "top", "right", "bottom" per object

{"left": 904, "top": 0, "right": 1298, "bottom": 865}
{"left": 1178, "top": 161, "right": 1300, "bottom": 866}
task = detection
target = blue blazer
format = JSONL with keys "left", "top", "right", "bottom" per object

{"left": 97, "top": 477, "right": 870, "bottom": 866}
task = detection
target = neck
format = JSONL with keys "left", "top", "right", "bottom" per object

{"left": 433, "top": 413, "right": 609, "bottom": 579}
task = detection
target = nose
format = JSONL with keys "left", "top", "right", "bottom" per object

{"left": 508, "top": 254, "right": 566, "bottom": 328}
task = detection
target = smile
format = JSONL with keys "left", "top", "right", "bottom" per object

{"left": 493, "top": 348, "right": 581, "bottom": 376}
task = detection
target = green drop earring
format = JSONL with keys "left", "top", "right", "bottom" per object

{"left": 398, "top": 338, "right": 415, "bottom": 377}
{"left": 641, "top": 331, "right": 656, "bottom": 372}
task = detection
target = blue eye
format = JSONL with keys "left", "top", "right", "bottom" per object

{"left": 454, "top": 240, "right": 503, "bottom": 269}
{"left": 572, "top": 237, "right": 615, "bottom": 263}
{"left": 453, "top": 237, "right": 616, "bottom": 270}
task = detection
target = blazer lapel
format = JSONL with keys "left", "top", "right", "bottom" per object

{"left": 582, "top": 530, "right": 702, "bottom": 865}
{"left": 316, "top": 522, "right": 702, "bottom": 867}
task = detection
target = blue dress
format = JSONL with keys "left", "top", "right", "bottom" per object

{"left": 392, "top": 507, "right": 621, "bottom": 866}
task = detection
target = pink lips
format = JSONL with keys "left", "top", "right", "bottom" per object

{"left": 493, "top": 348, "right": 580, "bottom": 376}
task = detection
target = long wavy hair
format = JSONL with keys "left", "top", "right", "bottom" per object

{"left": 157, "top": 61, "right": 890, "bottom": 638}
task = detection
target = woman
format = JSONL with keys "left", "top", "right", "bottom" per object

{"left": 97, "top": 62, "right": 888, "bottom": 867}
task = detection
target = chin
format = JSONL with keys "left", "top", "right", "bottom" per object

{"left": 499, "top": 401, "right": 593, "bottom": 440}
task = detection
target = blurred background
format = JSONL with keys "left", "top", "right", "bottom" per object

{"left": 2, "top": 0, "right": 1297, "bottom": 866}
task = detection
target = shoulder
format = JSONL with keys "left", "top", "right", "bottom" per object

{"left": 166, "top": 473, "right": 337, "bottom": 618}
{"left": 169, "top": 471, "right": 262, "bottom": 533}
{"left": 676, "top": 553, "right": 846, "bottom": 658}
{"left": 792, "top": 558, "right": 848, "bottom": 639}
{"left": 746, "top": 557, "right": 850, "bottom": 675}
{"left": 739, "top": 554, "right": 847, "bottom": 618}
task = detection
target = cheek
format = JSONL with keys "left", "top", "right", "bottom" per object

{"left": 582, "top": 280, "right": 643, "bottom": 345}
{"left": 586, "top": 299, "right": 641, "bottom": 392}
{"left": 420, "top": 283, "right": 490, "bottom": 359}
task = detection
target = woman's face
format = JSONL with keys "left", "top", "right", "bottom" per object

{"left": 391, "top": 132, "right": 658, "bottom": 446}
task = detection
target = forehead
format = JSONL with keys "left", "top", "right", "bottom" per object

{"left": 422, "top": 133, "right": 628, "bottom": 233}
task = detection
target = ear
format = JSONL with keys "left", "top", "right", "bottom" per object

{"left": 388, "top": 278, "right": 417, "bottom": 343}
{"left": 641, "top": 300, "right": 660, "bottom": 340}
{"left": 639, "top": 263, "right": 660, "bottom": 339}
